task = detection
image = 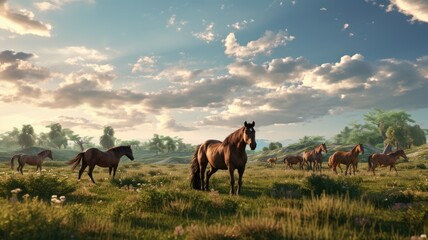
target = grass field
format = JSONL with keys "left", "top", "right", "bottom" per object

{"left": 0, "top": 145, "right": 427, "bottom": 239}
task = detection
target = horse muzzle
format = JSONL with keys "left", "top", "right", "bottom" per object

{"left": 250, "top": 143, "right": 257, "bottom": 150}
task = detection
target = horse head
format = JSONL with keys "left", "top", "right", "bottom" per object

{"left": 357, "top": 143, "right": 364, "bottom": 155}
{"left": 321, "top": 143, "right": 327, "bottom": 153}
{"left": 125, "top": 145, "right": 135, "bottom": 160}
{"left": 398, "top": 149, "right": 408, "bottom": 161}
{"left": 47, "top": 150, "right": 53, "bottom": 160}
{"left": 244, "top": 121, "right": 257, "bottom": 150}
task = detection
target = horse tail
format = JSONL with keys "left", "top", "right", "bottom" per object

{"left": 69, "top": 152, "right": 84, "bottom": 170}
{"left": 283, "top": 156, "right": 288, "bottom": 164}
{"left": 367, "top": 154, "right": 373, "bottom": 171}
{"left": 10, "top": 154, "right": 20, "bottom": 169}
{"left": 190, "top": 145, "right": 201, "bottom": 190}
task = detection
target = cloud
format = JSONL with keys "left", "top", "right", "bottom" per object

{"left": 39, "top": 116, "right": 103, "bottom": 130}
{"left": 227, "top": 19, "right": 254, "bottom": 30}
{"left": 343, "top": 23, "right": 350, "bottom": 30}
{"left": 0, "top": 0, "right": 52, "bottom": 37}
{"left": 320, "top": 7, "right": 327, "bottom": 11}
{"left": 166, "top": 14, "right": 187, "bottom": 32}
{"left": 157, "top": 114, "right": 196, "bottom": 131}
{"left": 131, "top": 56, "right": 157, "bottom": 73}
{"left": 34, "top": 0, "right": 94, "bottom": 11}
{"left": 224, "top": 30, "right": 295, "bottom": 59}
{"left": 59, "top": 46, "right": 108, "bottom": 63}
{"left": 155, "top": 66, "right": 214, "bottom": 83}
{"left": 193, "top": 22, "right": 215, "bottom": 43}
{"left": 387, "top": 0, "right": 428, "bottom": 23}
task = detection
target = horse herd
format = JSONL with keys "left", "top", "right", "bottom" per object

{"left": 7, "top": 121, "right": 409, "bottom": 195}
{"left": 268, "top": 143, "right": 408, "bottom": 176}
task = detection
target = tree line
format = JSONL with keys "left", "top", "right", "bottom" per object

{"left": 0, "top": 124, "right": 194, "bottom": 153}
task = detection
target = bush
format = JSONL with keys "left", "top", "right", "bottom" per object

{"left": 304, "top": 174, "right": 362, "bottom": 198}
{"left": 416, "top": 163, "right": 427, "bottom": 169}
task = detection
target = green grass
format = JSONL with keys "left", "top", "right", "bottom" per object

{"left": 0, "top": 145, "right": 427, "bottom": 239}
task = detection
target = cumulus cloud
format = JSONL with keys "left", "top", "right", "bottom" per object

{"left": 131, "top": 56, "right": 157, "bottom": 74}
{"left": 155, "top": 66, "right": 214, "bottom": 83}
{"left": 227, "top": 19, "right": 254, "bottom": 30}
{"left": 193, "top": 22, "right": 215, "bottom": 43}
{"left": 224, "top": 30, "right": 295, "bottom": 59}
{"left": 157, "top": 114, "right": 196, "bottom": 131}
{"left": 387, "top": 0, "right": 428, "bottom": 23}
{"left": 39, "top": 116, "right": 103, "bottom": 129}
{"left": 59, "top": 46, "right": 108, "bottom": 63}
{"left": 0, "top": 0, "right": 52, "bottom": 37}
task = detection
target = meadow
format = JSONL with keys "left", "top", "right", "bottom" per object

{"left": 0, "top": 145, "right": 427, "bottom": 239}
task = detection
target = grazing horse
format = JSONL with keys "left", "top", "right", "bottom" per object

{"left": 69, "top": 145, "right": 134, "bottom": 183}
{"left": 303, "top": 143, "right": 327, "bottom": 171}
{"left": 284, "top": 155, "right": 304, "bottom": 169}
{"left": 190, "top": 121, "right": 257, "bottom": 195}
{"left": 330, "top": 144, "right": 364, "bottom": 176}
{"left": 266, "top": 157, "right": 277, "bottom": 166}
{"left": 368, "top": 149, "right": 408, "bottom": 175}
{"left": 10, "top": 150, "right": 53, "bottom": 174}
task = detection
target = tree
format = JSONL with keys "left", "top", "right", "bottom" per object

{"left": 47, "top": 123, "right": 68, "bottom": 149}
{"left": 408, "top": 125, "right": 426, "bottom": 147}
{"left": 18, "top": 124, "right": 36, "bottom": 148}
{"left": 66, "top": 129, "right": 93, "bottom": 151}
{"left": 100, "top": 126, "right": 115, "bottom": 149}
{"left": 268, "top": 142, "right": 282, "bottom": 150}
{"left": 163, "top": 136, "right": 176, "bottom": 153}
{"left": 0, "top": 127, "right": 20, "bottom": 148}
{"left": 148, "top": 134, "right": 165, "bottom": 154}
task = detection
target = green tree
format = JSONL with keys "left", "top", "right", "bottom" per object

{"left": 0, "top": 127, "right": 20, "bottom": 148}
{"left": 65, "top": 129, "right": 93, "bottom": 151}
{"left": 47, "top": 123, "right": 68, "bottom": 149}
{"left": 100, "top": 126, "right": 115, "bottom": 149}
{"left": 268, "top": 142, "right": 282, "bottom": 150}
{"left": 364, "top": 109, "right": 414, "bottom": 142}
{"left": 408, "top": 125, "right": 427, "bottom": 147}
{"left": 148, "top": 134, "right": 165, "bottom": 154}
{"left": 18, "top": 124, "right": 36, "bottom": 148}
{"left": 163, "top": 136, "right": 176, "bottom": 153}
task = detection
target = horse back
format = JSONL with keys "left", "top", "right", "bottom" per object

{"left": 200, "top": 140, "right": 228, "bottom": 169}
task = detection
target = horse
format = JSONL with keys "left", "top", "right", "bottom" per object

{"left": 303, "top": 143, "right": 327, "bottom": 171}
{"left": 68, "top": 145, "right": 134, "bottom": 183}
{"left": 329, "top": 144, "right": 364, "bottom": 176}
{"left": 368, "top": 149, "right": 408, "bottom": 175}
{"left": 283, "top": 155, "right": 304, "bottom": 169}
{"left": 266, "top": 157, "right": 277, "bottom": 166}
{"left": 190, "top": 121, "right": 256, "bottom": 195}
{"left": 10, "top": 150, "right": 53, "bottom": 174}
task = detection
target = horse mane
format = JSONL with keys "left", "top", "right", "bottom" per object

{"left": 389, "top": 149, "right": 404, "bottom": 156}
{"left": 107, "top": 145, "right": 130, "bottom": 153}
{"left": 38, "top": 149, "right": 51, "bottom": 156}
{"left": 222, "top": 127, "right": 244, "bottom": 147}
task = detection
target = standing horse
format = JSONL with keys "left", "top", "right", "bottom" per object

{"left": 330, "top": 144, "right": 364, "bottom": 176}
{"left": 284, "top": 155, "right": 304, "bottom": 169}
{"left": 69, "top": 145, "right": 134, "bottom": 183}
{"left": 10, "top": 150, "right": 53, "bottom": 174}
{"left": 368, "top": 149, "right": 408, "bottom": 175}
{"left": 303, "top": 143, "right": 327, "bottom": 171}
{"left": 190, "top": 121, "right": 256, "bottom": 195}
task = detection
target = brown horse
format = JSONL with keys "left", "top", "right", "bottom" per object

{"left": 266, "top": 157, "right": 277, "bottom": 166}
{"left": 303, "top": 143, "right": 327, "bottom": 171}
{"left": 10, "top": 150, "right": 53, "bottom": 174}
{"left": 190, "top": 121, "right": 256, "bottom": 195}
{"left": 283, "top": 155, "right": 304, "bottom": 169}
{"left": 330, "top": 144, "right": 364, "bottom": 175}
{"left": 368, "top": 149, "right": 408, "bottom": 175}
{"left": 69, "top": 145, "right": 134, "bottom": 183}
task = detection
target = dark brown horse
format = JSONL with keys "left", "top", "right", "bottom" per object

{"left": 283, "top": 155, "right": 304, "bottom": 169}
{"left": 330, "top": 144, "right": 364, "bottom": 175}
{"left": 69, "top": 145, "right": 134, "bottom": 183}
{"left": 303, "top": 143, "right": 327, "bottom": 171}
{"left": 10, "top": 150, "right": 53, "bottom": 174}
{"left": 368, "top": 149, "right": 408, "bottom": 175}
{"left": 190, "top": 121, "right": 256, "bottom": 195}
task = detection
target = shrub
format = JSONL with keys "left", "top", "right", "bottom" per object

{"left": 304, "top": 174, "right": 362, "bottom": 198}
{"left": 416, "top": 163, "right": 427, "bottom": 169}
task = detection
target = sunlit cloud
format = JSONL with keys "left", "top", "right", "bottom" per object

{"left": 166, "top": 14, "right": 187, "bottom": 32}
{"left": 227, "top": 19, "right": 254, "bottom": 30}
{"left": 193, "top": 21, "right": 216, "bottom": 43}
{"left": 34, "top": 0, "right": 95, "bottom": 11}
{"left": 387, "top": 0, "right": 428, "bottom": 23}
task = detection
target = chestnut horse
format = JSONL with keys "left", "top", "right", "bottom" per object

{"left": 303, "top": 143, "right": 327, "bottom": 171}
{"left": 368, "top": 149, "right": 408, "bottom": 175}
{"left": 10, "top": 149, "right": 53, "bottom": 174}
{"left": 330, "top": 144, "right": 364, "bottom": 176}
{"left": 266, "top": 157, "right": 277, "bottom": 166}
{"left": 284, "top": 155, "right": 304, "bottom": 169}
{"left": 190, "top": 121, "right": 257, "bottom": 195}
{"left": 69, "top": 145, "right": 134, "bottom": 183}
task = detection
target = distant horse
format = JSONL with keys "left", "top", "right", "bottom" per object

{"left": 190, "top": 121, "right": 257, "bottom": 195}
{"left": 303, "top": 143, "right": 327, "bottom": 171}
{"left": 266, "top": 157, "right": 277, "bottom": 166}
{"left": 368, "top": 149, "right": 408, "bottom": 175}
{"left": 69, "top": 145, "right": 134, "bottom": 183}
{"left": 330, "top": 144, "right": 364, "bottom": 176}
{"left": 10, "top": 150, "right": 53, "bottom": 174}
{"left": 283, "top": 155, "right": 304, "bottom": 169}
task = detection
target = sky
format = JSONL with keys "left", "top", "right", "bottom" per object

{"left": 1, "top": 0, "right": 428, "bottom": 147}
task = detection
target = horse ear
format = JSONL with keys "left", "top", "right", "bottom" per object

{"left": 252, "top": 121, "right": 255, "bottom": 127}
{"left": 244, "top": 121, "right": 248, "bottom": 127}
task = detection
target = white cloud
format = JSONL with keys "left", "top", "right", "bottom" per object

{"left": 320, "top": 7, "right": 327, "bottom": 11}
{"left": 131, "top": 56, "right": 157, "bottom": 73}
{"left": 59, "top": 46, "right": 108, "bottom": 63}
{"left": 227, "top": 19, "right": 254, "bottom": 30}
{"left": 343, "top": 23, "right": 350, "bottom": 30}
{"left": 166, "top": 14, "right": 187, "bottom": 32}
{"left": 193, "top": 22, "right": 215, "bottom": 43}
{"left": 157, "top": 113, "right": 196, "bottom": 131}
{"left": 224, "top": 30, "right": 294, "bottom": 59}
{"left": 34, "top": 0, "right": 94, "bottom": 11}
{"left": 0, "top": 0, "right": 52, "bottom": 37}
{"left": 387, "top": 0, "right": 428, "bottom": 23}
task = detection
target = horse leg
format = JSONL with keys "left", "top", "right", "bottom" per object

{"left": 205, "top": 167, "right": 218, "bottom": 191}
{"left": 200, "top": 163, "right": 207, "bottom": 191}
{"left": 112, "top": 166, "right": 118, "bottom": 178}
{"left": 237, "top": 167, "right": 245, "bottom": 195}
{"left": 78, "top": 162, "right": 88, "bottom": 180}
{"left": 109, "top": 167, "right": 112, "bottom": 176}
{"left": 228, "top": 166, "right": 236, "bottom": 195}
{"left": 19, "top": 163, "right": 24, "bottom": 175}
{"left": 87, "top": 165, "right": 96, "bottom": 184}
{"left": 344, "top": 164, "right": 350, "bottom": 176}
{"left": 393, "top": 165, "right": 398, "bottom": 174}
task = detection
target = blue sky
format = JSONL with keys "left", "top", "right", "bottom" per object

{"left": 1, "top": 0, "right": 428, "bottom": 146}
